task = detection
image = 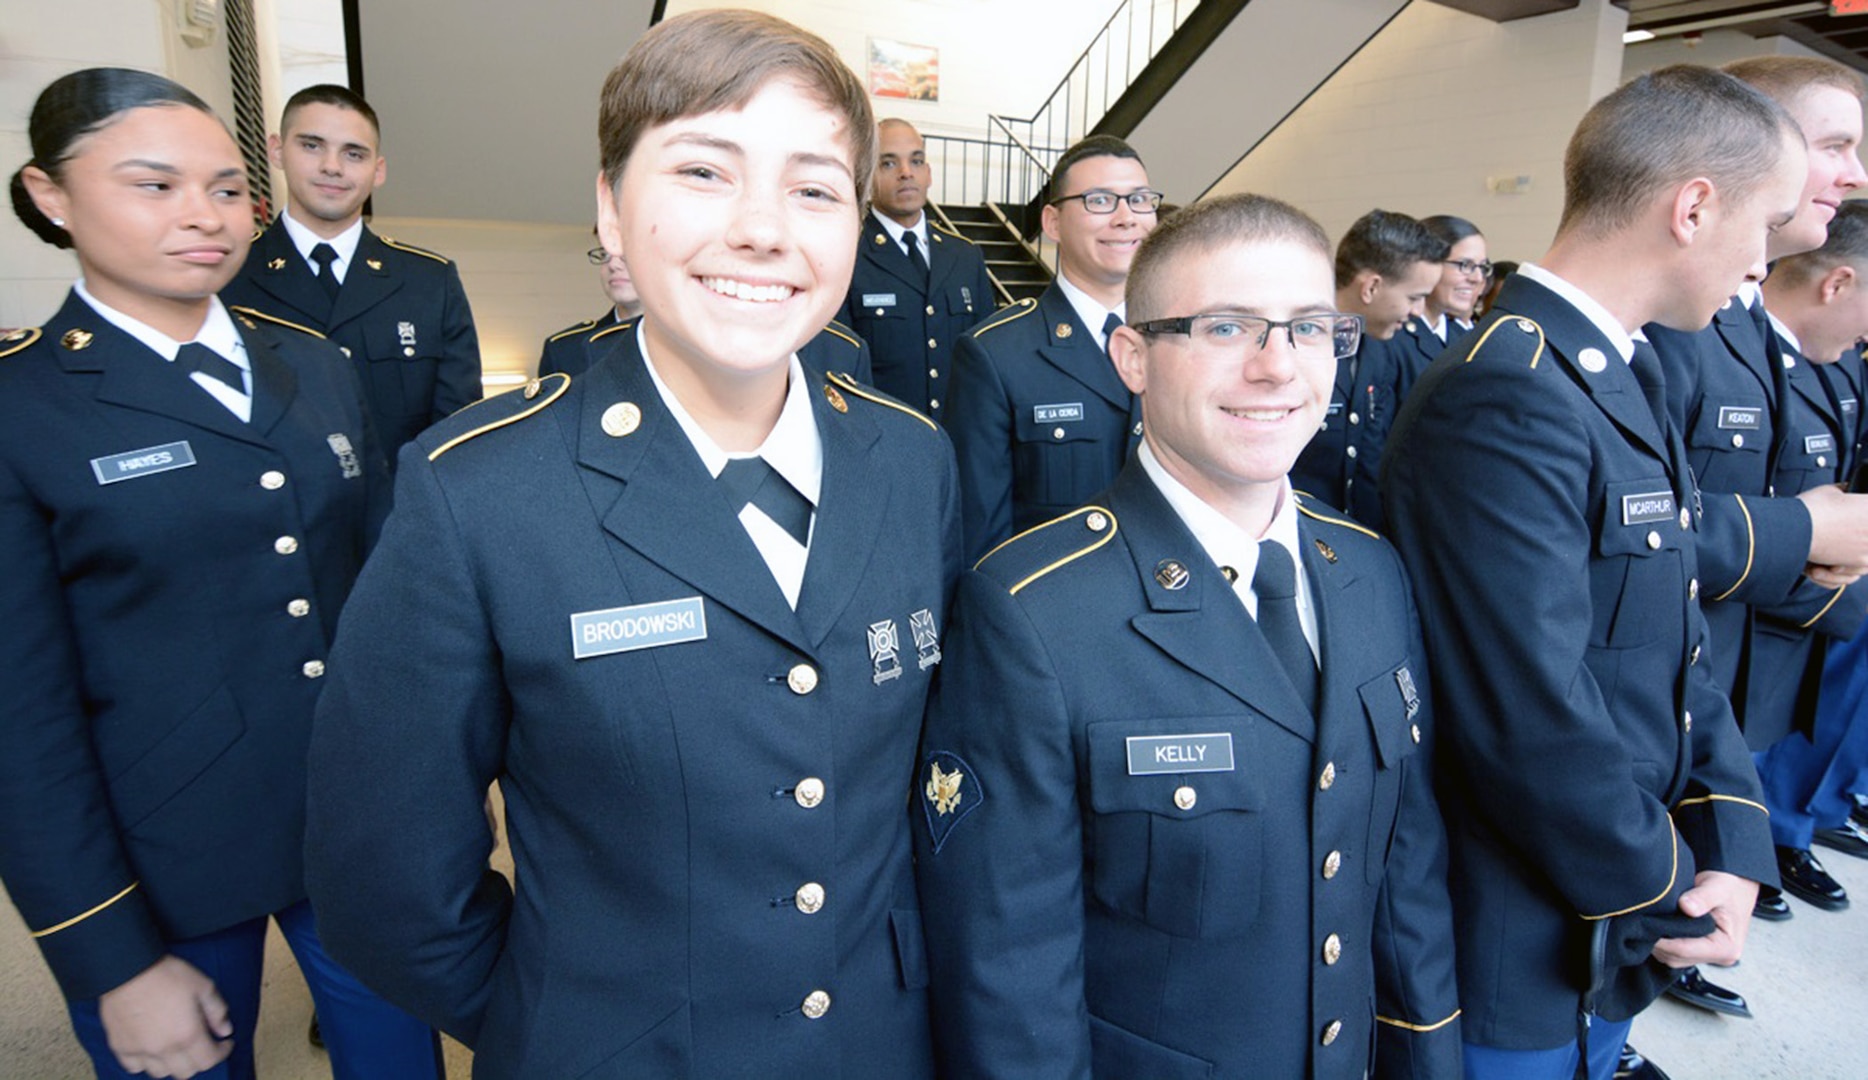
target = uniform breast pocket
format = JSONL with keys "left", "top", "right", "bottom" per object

{"left": 1013, "top": 409, "right": 1101, "bottom": 506}
{"left": 942, "top": 283, "right": 979, "bottom": 321}
{"left": 1359, "top": 665, "right": 1421, "bottom": 884}
{"left": 362, "top": 320, "right": 438, "bottom": 418}
{"left": 1685, "top": 401, "right": 1765, "bottom": 489}
{"left": 1593, "top": 478, "right": 1687, "bottom": 650}
{"left": 1085, "top": 718, "right": 1262, "bottom": 939}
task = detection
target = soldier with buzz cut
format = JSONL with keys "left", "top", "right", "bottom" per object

{"left": 222, "top": 84, "right": 480, "bottom": 460}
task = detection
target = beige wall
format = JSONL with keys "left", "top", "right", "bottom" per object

{"left": 1206, "top": 0, "right": 1627, "bottom": 264}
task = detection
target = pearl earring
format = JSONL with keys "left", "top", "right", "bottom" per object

{"left": 51, "top": 218, "right": 65, "bottom": 227}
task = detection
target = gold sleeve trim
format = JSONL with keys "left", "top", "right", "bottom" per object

{"left": 821, "top": 320, "right": 863, "bottom": 349}
{"left": 1674, "top": 793, "right": 1769, "bottom": 815}
{"left": 377, "top": 236, "right": 451, "bottom": 265}
{"left": 984, "top": 506, "right": 1119, "bottom": 595}
{"left": 546, "top": 319, "right": 598, "bottom": 343}
{"left": 969, "top": 298, "right": 1038, "bottom": 337}
{"left": 428, "top": 373, "right": 571, "bottom": 460}
{"left": 827, "top": 371, "right": 936, "bottom": 430}
{"left": 1295, "top": 499, "right": 1381, "bottom": 540}
{"left": 1375, "top": 1009, "right": 1461, "bottom": 1033}
{"left": 1709, "top": 494, "right": 1755, "bottom": 602}
{"left": 1461, "top": 317, "right": 1545, "bottom": 370}
{"left": 1581, "top": 817, "right": 1677, "bottom": 920}
{"left": 30, "top": 882, "right": 139, "bottom": 938}
{"left": 1800, "top": 585, "right": 1848, "bottom": 630}
{"left": 228, "top": 306, "right": 327, "bottom": 340}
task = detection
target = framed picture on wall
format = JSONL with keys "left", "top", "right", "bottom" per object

{"left": 868, "top": 37, "right": 939, "bottom": 102}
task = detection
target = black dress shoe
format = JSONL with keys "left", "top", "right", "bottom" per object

{"left": 1664, "top": 965, "right": 1752, "bottom": 1017}
{"left": 1616, "top": 1043, "right": 1673, "bottom": 1080}
{"left": 1813, "top": 818, "right": 1868, "bottom": 860}
{"left": 1850, "top": 793, "right": 1868, "bottom": 831}
{"left": 1754, "top": 885, "right": 1793, "bottom": 921}
{"left": 1777, "top": 846, "right": 1850, "bottom": 911}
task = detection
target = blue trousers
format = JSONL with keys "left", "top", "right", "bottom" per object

{"left": 1759, "top": 629, "right": 1868, "bottom": 848}
{"left": 1463, "top": 1015, "right": 1633, "bottom": 1080}
{"left": 66, "top": 898, "right": 439, "bottom": 1080}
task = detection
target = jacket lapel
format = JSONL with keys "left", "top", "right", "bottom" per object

{"left": 245, "top": 220, "right": 332, "bottom": 322}
{"left": 857, "top": 215, "right": 923, "bottom": 292}
{"left": 53, "top": 294, "right": 261, "bottom": 447}
{"left": 1117, "top": 467, "right": 1316, "bottom": 743}
{"left": 1034, "top": 284, "right": 1132, "bottom": 411}
{"left": 238, "top": 319, "right": 300, "bottom": 438}
{"left": 794, "top": 371, "right": 887, "bottom": 649}
{"left": 575, "top": 335, "right": 812, "bottom": 654}
{"left": 327, "top": 229, "right": 406, "bottom": 328}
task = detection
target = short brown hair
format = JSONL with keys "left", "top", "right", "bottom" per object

{"left": 598, "top": 10, "right": 874, "bottom": 202}
{"left": 281, "top": 84, "right": 380, "bottom": 142}
{"left": 1772, "top": 200, "right": 1868, "bottom": 288}
{"left": 1126, "top": 193, "right": 1331, "bottom": 324}
{"left": 1724, "top": 55, "right": 1866, "bottom": 110}
{"left": 1047, "top": 134, "right": 1145, "bottom": 203}
{"left": 1558, "top": 65, "right": 1800, "bottom": 239}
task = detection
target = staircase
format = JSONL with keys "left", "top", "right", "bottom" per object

{"left": 933, "top": 202, "right": 1051, "bottom": 303}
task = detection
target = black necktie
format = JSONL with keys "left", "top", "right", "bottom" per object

{"left": 1253, "top": 540, "right": 1317, "bottom": 713}
{"left": 1628, "top": 339, "right": 1670, "bottom": 433}
{"left": 174, "top": 342, "right": 245, "bottom": 395}
{"left": 1103, "top": 311, "right": 1124, "bottom": 355}
{"left": 311, "top": 243, "right": 341, "bottom": 302}
{"left": 718, "top": 457, "right": 813, "bottom": 546}
{"left": 904, "top": 230, "right": 930, "bottom": 286}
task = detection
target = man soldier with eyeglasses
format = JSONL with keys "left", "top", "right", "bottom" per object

{"left": 838, "top": 118, "right": 996, "bottom": 418}
{"left": 1382, "top": 66, "right": 1798, "bottom": 1080}
{"left": 1289, "top": 210, "right": 1446, "bottom": 530}
{"left": 915, "top": 192, "right": 1461, "bottom": 1080}
{"left": 948, "top": 135, "right": 1162, "bottom": 563}
{"left": 541, "top": 235, "right": 872, "bottom": 381}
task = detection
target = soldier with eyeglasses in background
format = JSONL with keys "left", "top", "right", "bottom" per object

{"left": 947, "top": 135, "right": 1162, "bottom": 563}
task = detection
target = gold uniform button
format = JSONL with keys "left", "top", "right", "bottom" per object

{"left": 1689, "top": 578, "right": 1699, "bottom": 600}
{"left": 601, "top": 402, "right": 643, "bottom": 438}
{"left": 1348, "top": 412, "right": 1360, "bottom": 426}
{"left": 927, "top": 338, "right": 937, "bottom": 349}
{"left": 1087, "top": 511, "right": 1109, "bottom": 533}
{"left": 1683, "top": 711, "right": 1693, "bottom": 733}
{"left": 1690, "top": 644, "right": 1701, "bottom": 666}
{"left": 1732, "top": 433, "right": 1745, "bottom": 448}
{"left": 1679, "top": 508, "right": 1691, "bottom": 530}
{"left": 340, "top": 346, "right": 352, "bottom": 358}
{"left": 1174, "top": 785, "right": 1197, "bottom": 811}
{"left": 1323, "top": 933, "right": 1343, "bottom": 965}
{"left": 801, "top": 990, "right": 831, "bottom": 1019}
{"left": 260, "top": 471, "right": 286, "bottom": 490}
{"left": 795, "top": 882, "right": 825, "bottom": 914}
{"left": 929, "top": 398, "right": 940, "bottom": 410}
{"left": 1054, "top": 427, "right": 1067, "bottom": 440}
{"left": 287, "top": 599, "right": 311, "bottom": 618}
{"left": 1321, "top": 1019, "right": 1343, "bottom": 1046}
{"left": 925, "top": 304, "right": 935, "bottom": 316}
{"left": 795, "top": 777, "right": 825, "bottom": 808}
{"left": 1319, "top": 762, "right": 1336, "bottom": 791}
{"left": 275, "top": 535, "right": 299, "bottom": 555}
{"left": 929, "top": 368, "right": 939, "bottom": 379}
{"left": 302, "top": 660, "right": 326, "bottom": 679}
{"left": 1646, "top": 531, "right": 1662, "bottom": 550}
{"left": 787, "top": 664, "right": 819, "bottom": 695}
{"left": 1323, "top": 851, "right": 1342, "bottom": 879}
{"left": 403, "top": 346, "right": 416, "bottom": 357}
{"left": 1411, "top": 723, "right": 1422, "bottom": 744}
{"left": 1345, "top": 445, "right": 1359, "bottom": 459}
{"left": 1819, "top": 455, "right": 1829, "bottom": 468}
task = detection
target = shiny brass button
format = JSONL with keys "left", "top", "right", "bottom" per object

{"left": 795, "top": 777, "right": 825, "bottom": 808}
{"left": 287, "top": 598, "right": 311, "bottom": 618}
{"left": 929, "top": 398, "right": 940, "bottom": 410}
{"left": 403, "top": 346, "right": 416, "bottom": 357}
{"left": 260, "top": 470, "right": 286, "bottom": 490}
{"left": 1319, "top": 762, "right": 1336, "bottom": 790}
{"left": 275, "top": 535, "right": 299, "bottom": 555}
{"left": 1323, "top": 933, "right": 1342, "bottom": 965}
{"left": 1689, "top": 578, "right": 1700, "bottom": 600}
{"left": 302, "top": 659, "right": 326, "bottom": 679}
{"left": 925, "top": 304, "right": 935, "bottom": 316}
{"left": 1321, "top": 1019, "right": 1343, "bottom": 1046}
{"left": 929, "top": 368, "right": 938, "bottom": 379}
{"left": 1690, "top": 645, "right": 1701, "bottom": 666}
{"left": 1348, "top": 412, "right": 1360, "bottom": 426}
{"left": 1646, "top": 531, "right": 1662, "bottom": 550}
{"left": 1346, "top": 445, "right": 1359, "bottom": 459}
{"left": 1819, "top": 455, "right": 1829, "bottom": 468}
{"left": 926, "top": 338, "right": 937, "bottom": 349}
{"left": 1411, "top": 723, "right": 1421, "bottom": 744}
{"left": 1732, "top": 433, "right": 1745, "bottom": 448}
{"left": 1683, "top": 711, "right": 1693, "bottom": 733}
{"left": 340, "top": 346, "right": 352, "bottom": 358}
{"left": 1087, "top": 512, "right": 1109, "bottom": 533}
{"left": 1174, "top": 785, "right": 1197, "bottom": 811}
{"left": 787, "top": 664, "right": 818, "bottom": 695}
{"left": 801, "top": 990, "right": 831, "bottom": 1019}
{"left": 1679, "top": 508, "right": 1691, "bottom": 530}
{"left": 1054, "top": 427, "right": 1067, "bottom": 440}
{"left": 795, "top": 882, "right": 825, "bottom": 914}
{"left": 1323, "top": 851, "right": 1342, "bottom": 879}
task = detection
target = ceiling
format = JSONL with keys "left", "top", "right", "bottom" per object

{"left": 1624, "top": 1, "right": 1868, "bottom": 69}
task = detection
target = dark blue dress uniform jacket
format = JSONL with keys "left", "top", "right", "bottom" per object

{"left": 1290, "top": 334, "right": 1404, "bottom": 531}
{"left": 305, "top": 336, "right": 960, "bottom": 1079}
{"left": 914, "top": 464, "right": 1462, "bottom": 1080}
{"left": 538, "top": 312, "right": 874, "bottom": 385}
{"left": 1382, "top": 275, "right": 1777, "bottom": 1048}
{"left": 222, "top": 218, "right": 482, "bottom": 453}
{"left": 0, "top": 293, "right": 387, "bottom": 1001}
{"left": 836, "top": 213, "right": 995, "bottom": 419}
{"left": 948, "top": 283, "right": 1142, "bottom": 564}
{"left": 1647, "top": 298, "right": 1814, "bottom": 746}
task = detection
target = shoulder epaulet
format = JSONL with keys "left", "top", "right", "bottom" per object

{"left": 590, "top": 320, "right": 634, "bottom": 342}
{"left": 1295, "top": 496, "right": 1382, "bottom": 541}
{"left": 0, "top": 327, "right": 43, "bottom": 358}
{"left": 547, "top": 319, "right": 599, "bottom": 343}
{"left": 975, "top": 505, "right": 1119, "bottom": 594}
{"left": 930, "top": 220, "right": 974, "bottom": 245}
{"left": 427, "top": 372, "right": 571, "bottom": 461}
{"left": 230, "top": 306, "right": 327, "bottom": 339}
{"left": 821, "top": 319, "right": 863, "bottom": 350}
{"left": 378, "top": 236, "right": 452, "bottom": 265}
{"left": 1462, "top": 315, "right": 1545, "bottom": 370}
{"left": 825, "top": 370, "right": 934, "bottom": 430}
{"left": 970, "top": 297, "right": 1038, "bottom": 338}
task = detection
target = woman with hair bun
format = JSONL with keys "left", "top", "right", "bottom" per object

{"left": 2, "top": 67, "right": 437, "bottom": 1080}
{"left": 1391, "top": 214, "right": 1492, "bottom": 396}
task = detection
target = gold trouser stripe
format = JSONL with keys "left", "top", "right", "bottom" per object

{"left": 1376, "top": 1009, "right": 1461, "bottom": 1033}
{"left": 31, "top": 882, "right": 139, "bottom": 938}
